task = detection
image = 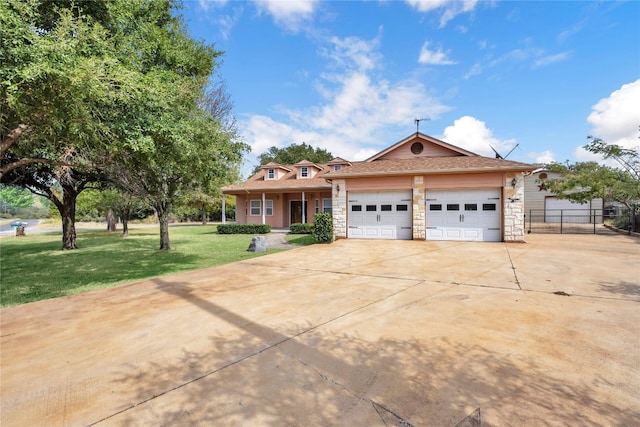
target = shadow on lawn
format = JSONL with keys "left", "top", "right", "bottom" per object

{"left": 106, "top": 278, "right": 637, "bottom": 427}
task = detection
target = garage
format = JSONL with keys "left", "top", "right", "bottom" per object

{"left": 348, "top": 191, "right": 412, "bottom": 239}
{"left": 544, "top": 197, "right": 591, "bottom": 223}
{"left": 426, "top": 189, "right": 501, "bottom": 242}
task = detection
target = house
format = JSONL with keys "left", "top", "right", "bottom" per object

{"left": 222, "top": 133, "right": 537, "bottom": 242}
{"left": 524, "top": 169, "right": 604, "bottom": 224}
{"left": 222, "top": 158, "right": 351, "bottom": 228}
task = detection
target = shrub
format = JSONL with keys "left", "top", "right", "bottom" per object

{"left": 217, "top": 224, "right": 271, "bottom": 234}
{"left": 312, "top": 212, "right": 333, "bottom": 243}
{"left": 289, "top": 223, "right": 314, "bottom": 234}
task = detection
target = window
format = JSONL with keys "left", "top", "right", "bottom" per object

{"left": 300, "top": 166, "right": 308, "bottom": 178}
{"left": 267, "top": 169, "right": 275, "bottom": 179}
{"left": 447, "top": 204, "right": 460, "bottom": 211}
{"left": 429, "top": 204, "right": 442, "bottom": 211}
{"left": 381, "top": 204, "right": 392, "bottom": 211}
{"left": 366, "top": 205, "right": 377, "bottom": 212}
{"left": 315, "top": 199, "right": 319, "bottom": 214}
{"left": 250, "top": 200, "right": 261, "bottom": 216}
{"left": 323, "top": 198, "right": 332, "bottom": 213}
{"left": 396, "top": 204, "right": 408, "bottom": 211}
{"left": 265, "top": 200, "right": 273, "bottom": 216}
{"left": 351, "top": 205, "right": 362, "bottom": 212}
{"left": 483, "top": 203, "right": 497, "bottom": 211}
{"left": 334, "top": 165, "right": 342, "bottom": 171}
{"left": 465, "top": 204, "right": 478, "bottom": 211}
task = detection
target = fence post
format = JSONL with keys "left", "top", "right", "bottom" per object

{"left": 560, "top": 210, "right": 563, "bottom": 234}
{"left": 593, "top": 209, "right": 596, "bottom": 234}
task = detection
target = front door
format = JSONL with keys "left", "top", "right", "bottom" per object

{"left": 290, "top": 201, "right": 307, "bottom": 224}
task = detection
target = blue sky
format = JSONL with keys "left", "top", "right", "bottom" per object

{"left": 180, "top": 0, "right": 639, "bottom": 177}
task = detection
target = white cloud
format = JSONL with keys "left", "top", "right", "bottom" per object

{"left": 587, "top": 79, "right": 640, "bottom": 147}
{"left": 254, "top": 0, "right": 318, "bottom": 32}
{"left": 534, "top": 51, "right": 571, "bottom": 68}
{"left": 441, "top": 116, "right": 516, "bottom": 157}
{"left": 527, "top": 150, "right": 555, "bottom": 164}
{"left": 574, "top": 79, "right": 640, "bottom": 165}
{"left": 406, "top": 0, "right": 479, "bottom": 28}
{"left": 241, "top": 33, "right": 451, "bottom": 170}
{"left": 418, "top": 42, "right": 457, "bottom": 65}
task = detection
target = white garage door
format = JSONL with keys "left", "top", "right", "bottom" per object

{"left": 426, "top": 189, "right": 501, "bottom": 242}
{"left": 348, "top": 191, "right": 412, "bottom": 240}
{"left": 545, "top": 197, "right": 591, "bottom": 223}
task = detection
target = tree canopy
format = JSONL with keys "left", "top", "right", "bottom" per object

{"left": 253, "top": 143, "right": 333, "bottom": 175}
{"left": 1, "top": 0, "right": 248, "bottom": 249}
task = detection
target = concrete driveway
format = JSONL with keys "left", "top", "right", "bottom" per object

{"left": 1, "top": 234, "right": 638, "bottom": 426}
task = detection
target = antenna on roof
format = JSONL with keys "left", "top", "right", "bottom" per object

{"left": 414, "top": 117, "right": 430, "bottom": 134}
{"left": 490, "top": 144, "right": 520, "bottom": 159}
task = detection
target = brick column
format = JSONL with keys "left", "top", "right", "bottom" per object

{"left": 503, "top": 173, "right": 526, "bottom": 242}
{"left": 413, "top": 176, "right": 426, "bottom": 240}
{"left": 332, "top": 179, "right": 347, "bottom": 240}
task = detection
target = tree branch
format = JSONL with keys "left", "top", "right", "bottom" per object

{"left": 1, "top": 124, "right": 30, "bottom": 155}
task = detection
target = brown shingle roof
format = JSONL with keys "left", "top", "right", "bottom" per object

{"left": 222, "top": 163, "right": 332, "bottom": 193}
{"left": 325, "top": 156, "right": 537, "bottom": 178}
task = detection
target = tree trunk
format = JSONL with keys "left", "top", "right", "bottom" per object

{"left": 156, "top": 201, "right": 172, "bottom": 250}
{"left": 106, "top": 208, "right": 117, "bottom": 232}
{"left": 121, "top": 207, "right": 130, "bottom": 237}
{"left": 61, "top": 188, "right": 78, "bottom": 249}
{"left": 201, "top": 203, "right": 207, "bottom": 225}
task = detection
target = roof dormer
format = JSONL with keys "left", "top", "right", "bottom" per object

{"left": 294, "top": 160, "right": 323, "bottom": 179}
{"left": 261, "top": 162, "right": 292, "bottom": 180}
{"left": 326, "top": 157, "right": 352, "bottom": 171}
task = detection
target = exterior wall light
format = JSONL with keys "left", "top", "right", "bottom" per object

{"left": 511, "top": 178, "right": 518, "bottom": 188}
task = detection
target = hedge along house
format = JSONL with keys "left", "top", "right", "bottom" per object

{"left": 222, "top": 132, "right": 537, "bottom": 242}
{"left": 323, "top": 133, "right": 537, "bottom": 242}
{"left": 221, "top": 158, "right": 352, "bottom": 228}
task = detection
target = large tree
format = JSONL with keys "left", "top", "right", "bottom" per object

{"left": 544, "top": 137, "right": 640, "bottom": 231}
{"left": 2, "top": 0, "right": 247, "bottom": 249}
{"left": 252, "top": 143, "right": 333, "bottom": 175}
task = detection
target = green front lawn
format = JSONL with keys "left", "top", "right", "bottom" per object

{"left": 0, "top": 225, "right": 298, "bottom": 307}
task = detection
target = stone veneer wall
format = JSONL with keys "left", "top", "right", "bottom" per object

{"left": 503, "top": 173, "right": 526, "bottom": 242}
{"left": 412, "top": 176, "right": 426, "bottom": 240}
{"left": 332, "top": 179, "right": 347, "bottom": 240}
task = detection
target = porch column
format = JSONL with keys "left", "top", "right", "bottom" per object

{"left": 261, "top": 192, "right": 266, "bottom": 225}
{"left": 302, "top": 191, "right": 306, "bottom": 224}
{"left": 221, "top": 195, "right": 226, "bottom": 224}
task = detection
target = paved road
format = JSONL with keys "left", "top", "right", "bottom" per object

{"left": 0, "top": 219, "right": 39, "bottom": 235}
{"left": 1, "top": 234, "right": 639, "bottom": 426}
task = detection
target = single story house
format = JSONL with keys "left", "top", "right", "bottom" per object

{"left": 222, "top": 132, "right": 537, "bottom": 242}
{"left": 524, "top": 169, "right": 604, "bottom": 224}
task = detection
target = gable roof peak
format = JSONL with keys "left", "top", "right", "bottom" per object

{"left": 366, "top": 132, "right": 479, "bottom": 162}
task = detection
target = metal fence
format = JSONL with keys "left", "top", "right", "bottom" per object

{"left": 526, "top": 209, "right": 621, "bottom": 235}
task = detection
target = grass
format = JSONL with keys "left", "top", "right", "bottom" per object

{"left": 0, "top": 225, "right": 312, "bottom": 307}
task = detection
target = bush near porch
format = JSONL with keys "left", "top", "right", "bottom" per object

{"left": 289, "top": 223, "right": 314, "bottom": 234}
{"left": 217, "top": 224, "right": 271, "bottom": 234}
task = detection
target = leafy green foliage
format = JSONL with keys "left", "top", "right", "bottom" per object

{"left": 0, "top": 185, "right": 33, "bottom": 209}
{"left": 217, "top": 224, "right": 271, "bottom": 234}
{"left": 312, "top": 212, "right": 333, "bottom": 243}
{"left": 289, "top": 223, "right": 314, "bottom": 234}
{"left": 253, "top": 143, "right": 333, "bottom": 175}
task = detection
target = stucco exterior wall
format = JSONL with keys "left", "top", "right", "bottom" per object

{"left": 345, "top": 176, "right": 412, "bottom": 191}
{"left": 378, "top": 143, "right": 457, "bottom": 160}
{"left": 424, "top": 172, "right": 503, "bottom": 189}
